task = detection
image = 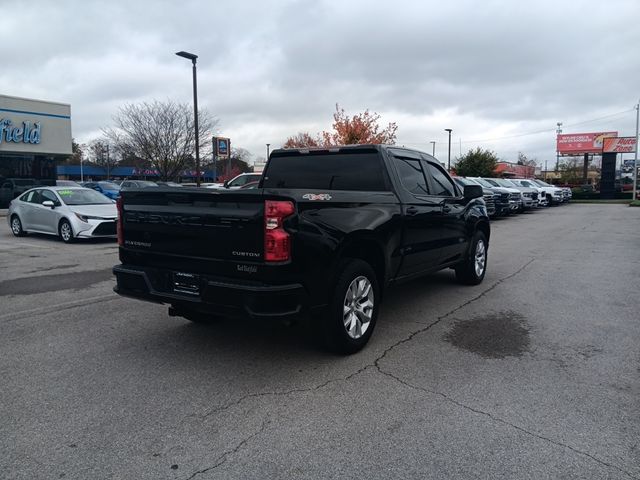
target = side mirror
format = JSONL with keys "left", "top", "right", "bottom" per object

{"left": 42, "top": 200, "right": 55, "bottom": 209}
{"left": 223, "top": 180, "right": 229, "bottom": 188}
{"left": 463, "top": 184, "right": 483, "bottom": 200}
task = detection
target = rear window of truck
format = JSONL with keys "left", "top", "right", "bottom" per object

{"left": 263, "top": 150, "right": 388, "bottom": 191}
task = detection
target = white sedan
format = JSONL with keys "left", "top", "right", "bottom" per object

{"left": 7, "top": 186, "right": 118, "bottom": 243}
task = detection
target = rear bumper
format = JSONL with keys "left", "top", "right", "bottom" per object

{"left": 113, "top": 264, "right": 309, "bottom": 319}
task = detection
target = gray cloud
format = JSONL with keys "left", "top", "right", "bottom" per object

{"left": 2, "top": 0, "right": 638, "bottom": 165}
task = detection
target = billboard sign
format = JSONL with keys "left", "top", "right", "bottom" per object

{"left": 215, "top": 137, "right": 230, "bottom": 158}
{"left": 557, "top": 132, "right": 618, "bottom": 154}
{"left": 603, "top": 136, "right": 636, "bottom": 153}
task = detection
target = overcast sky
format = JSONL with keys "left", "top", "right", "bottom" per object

{"left": 2, "top": 0, "right": 639, "bottom": 166}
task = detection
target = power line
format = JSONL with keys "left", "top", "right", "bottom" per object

{"left": 404, "top": 108, "right": 635, "bottom": 146}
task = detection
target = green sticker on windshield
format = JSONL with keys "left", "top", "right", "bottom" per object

{"left": 58, "top": 190, "right": 73, "bottom": 196}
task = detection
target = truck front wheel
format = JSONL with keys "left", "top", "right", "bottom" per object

{"left": 319, "top": 258, "right": 380, "bottom": 354}
{"left": 455, "top": 231, "right": 488, "bottom": 285}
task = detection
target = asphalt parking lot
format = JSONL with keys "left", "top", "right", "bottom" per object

{"left": 1, "top": 204, "right": 639, "bottom": 480}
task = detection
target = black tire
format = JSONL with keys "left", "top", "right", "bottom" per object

{"left": 10, "top": 215, "right": 26, "bottom": 237}
{"left": 455, "top": 231, "right": 488, "bottom": 285}
{"left": 316, "top": 258, "right": 380, "bottom": 355}
{"left": 546, "top": 194, "right": 553, "bottom": 206}
{"left": 58, "top": 219, "right": 75, "bottom": 243}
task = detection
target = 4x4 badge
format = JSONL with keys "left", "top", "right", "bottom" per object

{"left": 302, "top": 193, "right": 332, "bottom": 201}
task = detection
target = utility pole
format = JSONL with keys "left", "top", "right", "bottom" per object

{"left": 266, "top": 143, "right": 271, "bottom": 159}
{"left": 633, "top": 102, "right": 639, "bottom": 201}
{"left": 429, "top": 141, "right": 435, "bottom": 156}
{"left": 556, "top": 122, "right": 563, "bottom": 171}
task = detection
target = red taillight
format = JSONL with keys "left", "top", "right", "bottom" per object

{"left": 264, "top": 200, "right": 294, "bottom": 262}
{"left": 116, "top": 197, "right": 124, "bottom": 246}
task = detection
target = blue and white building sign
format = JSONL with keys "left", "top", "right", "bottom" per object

{"left": 0, "top": 119, "right": 41, "bottom": 145}
{"left": 215, "top": 137, "right": 230, "bottom": 158}
{"left": 0, "top": 94, "right": 72, "bottom": 155}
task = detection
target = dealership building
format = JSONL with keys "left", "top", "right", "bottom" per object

{"left": 0, "top": 94, "right": 72, "bottom": 184}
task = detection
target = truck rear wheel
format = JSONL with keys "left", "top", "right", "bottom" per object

{"left": 455, "top": 231, "right": 488, "bottom": 285}
{"left": 318, "top": 258, "right": 380, "bottom": 354}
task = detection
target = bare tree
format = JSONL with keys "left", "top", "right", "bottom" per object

{"left": 88, "top": 138, "right": 119, "bottom": 179}
{"left": 104, "top": 100, "right": 218, "bottom": 180}
{"left": 517, "top": 152, "right": 538, "bottom": 167}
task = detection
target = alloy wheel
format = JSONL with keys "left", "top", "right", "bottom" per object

{"left": 11, "top": 217, "right": 21, "bottom": 235}
{"left": 475, "top": 240, "right": 486, "bottom": 277}
{"left": 343, "top": 276, "right": 374, "bottom": 339}
{"left": 60, "top": 222, "right": 72, "bottom": 242}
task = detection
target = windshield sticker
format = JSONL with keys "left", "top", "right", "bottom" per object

{"left": 58, "top": 190, "right": 73, "bottom": 196}
{"left": 302, "top": 193, "right": 332, "bottom": 201}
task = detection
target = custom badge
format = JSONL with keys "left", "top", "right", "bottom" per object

{"left": 302, "top": 193, "right": 332, "bottom": 201}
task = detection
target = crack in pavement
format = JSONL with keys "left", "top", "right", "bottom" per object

{"left": 373, "top": 364, "right": 639, "bottom": 480}
{"left": 184, "top": 419, "right": 269, "bottom": 480}
{"left": 194, "top": 259, "right": 535, "bottom": 421}
{"left": 372, "top": 258, "right": 536, "bottom": 370}
{"left": 196, "top": 365, "right": 374, "bottom": 420}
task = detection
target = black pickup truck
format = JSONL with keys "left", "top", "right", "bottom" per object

{"left": 113, "top": 145, "right": 490, "bottom": 353}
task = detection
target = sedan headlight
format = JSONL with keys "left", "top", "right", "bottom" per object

{"left": 74, "top": 213, "right": 107, "bottom": 223}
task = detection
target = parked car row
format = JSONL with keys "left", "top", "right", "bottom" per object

{"left": 452, "top": 177, "right": 570, "bottom": 217}
{"left": 69, "top": 173, "right": 264, "bottom": 196}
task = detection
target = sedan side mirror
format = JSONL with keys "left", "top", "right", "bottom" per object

{"left": 42, "top": 200, "right": 55, "bottom": 209}
{"left": 463, "top": 184, "right": 483, "bottom": 200}
{"left": 223, "top": 180, "right": 229, "bottom": 188}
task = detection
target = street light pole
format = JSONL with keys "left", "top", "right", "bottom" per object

{"left": 444, "top": 129, "right": 452, "bottom": 171}
{"left": 266, "top": 143, "right": 271, "bottom": 160}
{"left": 633, "top": 102, "right": 639, "bottom": 201}
{"left": 176, "top": 51, "right": 201, "bottom": 187}
{"left": 429, "top": 141, "right": 436, "bottom": 156}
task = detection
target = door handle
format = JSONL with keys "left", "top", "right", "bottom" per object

{"left": 406, "top": 206, "right": 418, "bottom": 216}
{"left": 442, "top": 204, "right": 451, "bottom": 213}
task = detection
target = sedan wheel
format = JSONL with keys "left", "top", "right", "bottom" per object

{"left": 10, "top": 216, "right": 26, "bottom": 237}
{"left": 59, "top": 219, "right": 75, "bottom": 243}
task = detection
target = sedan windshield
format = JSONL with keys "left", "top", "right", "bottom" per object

{"left": 58, "top": 189, "right": 113, "bottom": 205}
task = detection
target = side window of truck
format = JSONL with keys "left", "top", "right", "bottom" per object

{"left": 393, "top": 156, "right": 430, "bottom": 196}
{"left": 424, "top": 162, "right": 457, "bottom": 197}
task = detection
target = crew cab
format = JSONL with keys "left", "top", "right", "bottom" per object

{"left": 113, "top": 145, "right": 490, "bottom": 353}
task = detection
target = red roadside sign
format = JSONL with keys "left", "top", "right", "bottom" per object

{"left": 557, "top": 132, "right": 618, "bottom": 154}
{"left": 602, "top": 136, "right": 637, "bottom": 153}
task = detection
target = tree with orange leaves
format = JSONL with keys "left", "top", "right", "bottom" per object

{"left": 283, "top": 104, "right": 397, "bottom": 148}
{"left": 282, "top": 132, "right": 320, "bottom": 148}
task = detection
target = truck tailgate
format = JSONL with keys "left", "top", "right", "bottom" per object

{"left": 120, "top": 189, "right": 266, "bottom": 262}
